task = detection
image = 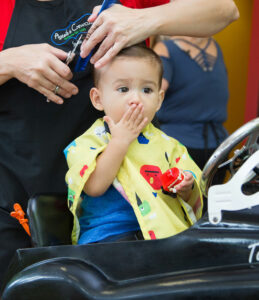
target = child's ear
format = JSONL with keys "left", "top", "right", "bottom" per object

{"left": 90, "top": 87, "right": 104, "bottom": 111}
{"left": 156, "top": 89, "right": 165, "bottom": 112}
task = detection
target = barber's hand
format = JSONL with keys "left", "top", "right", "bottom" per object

{"left": 6, "top": 44, "right": 78, "bottom": 104}
{"left": 80, "top": 5, "right": 150, "bottom": 68}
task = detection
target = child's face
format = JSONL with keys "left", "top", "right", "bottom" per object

{"left": 90, "top": 57, "right": 164, "bottom": 124}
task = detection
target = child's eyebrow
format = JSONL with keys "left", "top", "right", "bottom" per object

{"left": 112, "top": 78, "right": 131, "bottom": 84}
{"left": 112, "top": 79, "right": 131, "bottom": 87}
{"left": 142, "top": 80, "right": 157, "bottom": 86}
{"left": 112, "top": 79, "right": 157, "bottom": 86}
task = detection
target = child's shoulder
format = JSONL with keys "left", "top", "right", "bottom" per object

{"left": 64, "top": 119, "right": 106, "bottom": 161}
{"left": 87, "top": 118, "right": 104, "bottom": 132}
{"left": 76, "top": 118, "right": 105, "bottom": 138}
{"left": 148, "top": 123, "right": 184, "bottom": 147}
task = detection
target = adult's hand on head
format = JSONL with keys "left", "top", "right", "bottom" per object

{"left": 4, "top": 44, "right": 79, "bottom": 104}
{"left": 80, "top": 4, "right": 151, "bottom": 68}
{"left": 80, "top": 0, "right": 239, "bottom": 69}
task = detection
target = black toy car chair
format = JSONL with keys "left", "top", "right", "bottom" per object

{"left": 27, "top": 194, "right": 73, "bottom": 247}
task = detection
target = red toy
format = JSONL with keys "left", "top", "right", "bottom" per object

{"left": 160, "top": 167, "right": 185, "bottom": 193}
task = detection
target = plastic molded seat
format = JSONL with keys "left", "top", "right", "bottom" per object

{"left": 27, "top": 194, "right": 73, "bottom": 247}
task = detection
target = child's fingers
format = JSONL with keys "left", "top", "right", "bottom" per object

{"left": 174, "top": 184, "right": 190, "bottom": 192}
{"left": 173, "top": 183, "right": 182, "bottom": 192}
{"left": 123, "top": 104, "right": 143, "bottom": 125}
{"left": 180, "top": 172, "right": 194, "bottom": 185}
{"left": 122, "top": 104, "right": 136, "bottom": 122}
{"left": 103, "top": 116, "right": 115, "bottom": 130}
{"left": 174, "top": 174, "right": 194, "bottom": 192}
{"left": 121, "top": 104, "right": 146, "bottom": 131}
{"left": 137, "top": 116, "right": 148, "bottom": 132}
{"left": 183, "top": 172, "right": 194, "bottom": 181}
{"left": 130, "top": 104, "right": 144, "bottom": 125}
{"left": 134, "top": 105, "right": 145, "bottom": 127}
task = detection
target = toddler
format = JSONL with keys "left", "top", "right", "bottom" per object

{"left": 65, "top": 44, "right": 203, "bottom": 244}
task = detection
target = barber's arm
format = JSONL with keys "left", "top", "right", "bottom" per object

{"left": 0, "top": 44, "right": 79, "bottom": 104}
{"left": 80, "top": 0, "right": 239, "bottom": 68}
{"left": 150, "top": 0, "right": 239, "bottom": 37}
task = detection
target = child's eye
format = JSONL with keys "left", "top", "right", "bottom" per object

{"left": 142, "top": 87, "right": 153, "bottom": 94}
{"left": 117, "top": 87, "right": 129, "bottom": 93}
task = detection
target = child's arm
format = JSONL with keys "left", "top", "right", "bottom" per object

{"left": 174, "top": 171, "right": 195, "bottom": 202}
{"left": 84, "top": 103, "right": 148, "bottom": 197}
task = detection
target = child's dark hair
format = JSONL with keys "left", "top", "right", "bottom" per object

{"left": 93, "top": 43, "right": 163, "bottom": 88}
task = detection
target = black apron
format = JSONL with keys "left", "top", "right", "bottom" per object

{"left": 0, "top": 0, "right": 119, "bottom": 210}
{"left": 0, "top": 0, "right": 126, "bottom": 287}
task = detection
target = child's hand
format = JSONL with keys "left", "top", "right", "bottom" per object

{"left": 103, "top": 103, "right": 148, "bottom": 147}
{"left": 174, "top": 171, "right": 194, "bottom": 202}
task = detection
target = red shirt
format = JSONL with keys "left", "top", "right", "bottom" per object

{"left": 0, "top": 0, "right": 15, "bottom": 50}
{"left": 0, "top": 0, "right": 169, "bottom": 51}
{"left": 120, "top": 0, "right": 169, "bottom": 8}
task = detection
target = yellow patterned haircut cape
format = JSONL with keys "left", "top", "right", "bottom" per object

{"left": 65, "top": 119, "right": 203, "bottom": 244}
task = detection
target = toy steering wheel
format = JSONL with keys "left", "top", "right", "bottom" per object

{"left": 200, "top": 117, "right": 259, "bottom": 197}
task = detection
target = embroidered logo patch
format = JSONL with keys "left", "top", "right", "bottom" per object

{"left": 51, "top": 13, "right": 91, "bottom": 46}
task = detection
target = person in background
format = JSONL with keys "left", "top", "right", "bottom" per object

{"left": 65, "top": 44, "right": 202, "bottom": 245}
{"left": 154, "top": 36, "right": 229, "bottom": 211}
{"left": 0, "top": 0, "right": 238, "bottom": 289}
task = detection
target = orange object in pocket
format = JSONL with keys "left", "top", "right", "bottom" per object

{"left": 10, "top": 203, "right": 31, "bottom": 236}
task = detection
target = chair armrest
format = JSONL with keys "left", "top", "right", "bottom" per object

{"left": 27, "top": 194, "right": 73, "bottom": 247}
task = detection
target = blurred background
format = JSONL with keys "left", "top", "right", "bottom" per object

{"left": 214, "top": 0, "right": 258, "bottom": 134}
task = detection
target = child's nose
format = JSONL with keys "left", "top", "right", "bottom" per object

{"left": 129, "top": 92, "right": 141, "bottom": 105}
